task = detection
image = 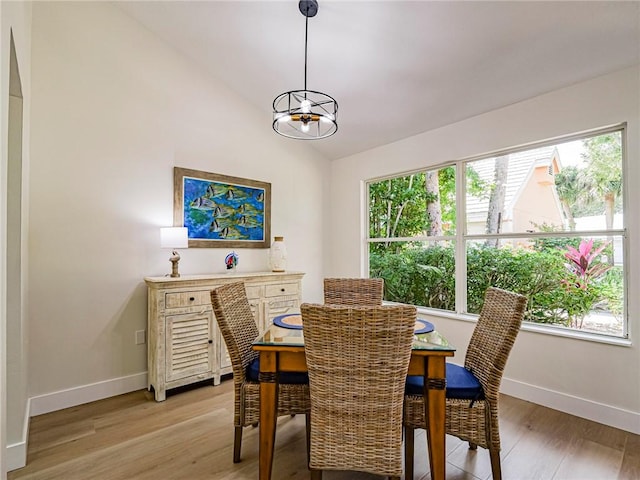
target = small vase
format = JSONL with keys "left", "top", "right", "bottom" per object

{"left": 269, "top": 236, "right": 287, "bottom": 272}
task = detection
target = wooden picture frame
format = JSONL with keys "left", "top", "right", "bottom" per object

{"left": 173, "top": 167, "right": 271, "bottom": 248}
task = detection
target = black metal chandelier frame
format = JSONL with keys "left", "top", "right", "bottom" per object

{"left": 272, "top": 0, "right": 338, "bottom": 140}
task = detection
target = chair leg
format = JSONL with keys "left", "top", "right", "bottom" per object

{"left": 390, "top": 477, "right": 400, "bottom": 480}
{"left": 404, "top": 426, "right": 415, "bottom": 480}
{"left": 468, "top": 442, "right": 478, "bottom": 450}
{"left": 233, "top": 426, "right": 243, "bottom": 463}
{"left": 489, "top": 447, "right": 502, "bottom": 480}
{"left": 305, "top": 413, "right": 311, "bottom": 468}
{"left": 310, "top": 469, "right": 322, "bottom": 480}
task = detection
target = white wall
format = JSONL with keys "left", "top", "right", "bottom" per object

{"left": 27, "top": 0, "right": 329, "bottom": 411}
{"left": 1, "top": 0, "right": 32, "bottom": 475}
{"left": 11, "top": 2, "right": 640, "bottom": 473}
{"left": 329, "top": 67, "right": 640, "bottom": 433}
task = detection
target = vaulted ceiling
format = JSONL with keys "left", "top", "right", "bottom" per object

{"left": 116, "top": 1, "right": 640, "bottom": 160}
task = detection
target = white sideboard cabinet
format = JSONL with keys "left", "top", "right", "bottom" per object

{"left": 144, "top": 271, "right": 304, "bottom": 401}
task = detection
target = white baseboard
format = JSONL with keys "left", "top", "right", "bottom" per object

{"left": 7, "top": 397, "right": 30, "bottom": 472}
{"left": 29, "top": 372, "right": 148, "bottom": 417}
{"left": 10, "top": 371, "right": 638, "bottom": 473}
{"left": 7, "top": 440, "right": 26, "bottom": 472}
{"left": 502, "top": 377, "right": 640, "bottom": 435}
{"left": 8, "top": 373, "right": 147, "bottom": 471}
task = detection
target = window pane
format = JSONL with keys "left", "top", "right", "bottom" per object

{"left": 369, "top": 240, "right": 455, "bottom": 311}
{"left": 466, "top": 235, "right": 624, "bottom": 337}
{"left": 465, "top": 132, "right": 623, "bottom": 235}
{"left": 369, "top": 166, "right": 456, "bottom": 239}
{"left": 365, "top": 127, "right": 625, "bottom": 338}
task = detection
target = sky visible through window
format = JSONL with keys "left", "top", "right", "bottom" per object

{"left": 556, "top": 139, "right": 585, "bottom": 167}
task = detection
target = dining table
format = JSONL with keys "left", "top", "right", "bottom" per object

{"left": 252, "top": 313, "right": 456, "bottom": 480}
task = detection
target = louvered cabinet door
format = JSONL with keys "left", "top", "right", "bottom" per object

{"left": 165, "top": 310, "right": 215, "bottom": 384}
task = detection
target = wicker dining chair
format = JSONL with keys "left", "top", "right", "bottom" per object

{"left": 323, "top": 277, "right": 384, "bottom": 306}
{"left": 210, "top": 282, "right": 311, "bottom": 463}
{"left": 301, "top": 303, "right": 416, "bottom": 480}
{"left": 404, "top": 287, "right": 527, "bottom": 480}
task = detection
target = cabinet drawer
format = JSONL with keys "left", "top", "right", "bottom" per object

{"left": 265, "top": 282, "right": 299, "bottom": 297}
{"left": 165, "top": 291, "right": 211, "bottom": 308}
{"left": 245, "top": 285, "right": 262, "bottom": 300}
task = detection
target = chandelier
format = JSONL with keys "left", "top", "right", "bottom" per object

{"left": 272, "top": 0, "right": 338, "bottom": 140}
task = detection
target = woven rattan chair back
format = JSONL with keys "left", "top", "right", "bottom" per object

{"left": 211, "top": 282, "right": 259, "bottom": 384}
{"left": 211, "top": 282, "right": 310, "bottom": 463}
{"left": 403, "top": 286, "right": 527, "bottom": 480}
{"left": 465, "top": 287, "right": 528, "bottom": 403}
{"left": 302, "top": 303, "right": 416, "bottom": 480}
{"left": 323, "top": 277, "right": 384, "bottom": 306}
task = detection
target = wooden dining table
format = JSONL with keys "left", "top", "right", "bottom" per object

{"left": 252, "top": 314, "right": 455, "bottom": 480}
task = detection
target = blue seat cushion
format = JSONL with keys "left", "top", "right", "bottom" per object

{"left": 406, "top": 363, "right": 484, "bottom": 400}
{"left": 246, "top": 357, "right": 309, "bottom": 384}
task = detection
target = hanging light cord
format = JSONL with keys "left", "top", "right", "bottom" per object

{"left": 304, "top": 10, "right": 309, "bottom": 92}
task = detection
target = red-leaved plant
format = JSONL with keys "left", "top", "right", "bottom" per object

{"left": 561, "top": 239, "right": 611, "bottom": 328}
{"left": 564, "top": 239, "right": 611, "bottom": 289}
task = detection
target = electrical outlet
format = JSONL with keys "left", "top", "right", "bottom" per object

{"left": 135, "top": 330, "right": 146, "bottom": 345}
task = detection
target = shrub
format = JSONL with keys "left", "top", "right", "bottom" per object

{"left": 369, "top": 239, "right": 622, "bottom": 330}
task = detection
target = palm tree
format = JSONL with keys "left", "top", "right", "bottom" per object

{"left": 555, "top": 165, "right": 583, "bottom": 231}
{"left": 581, "top": 133, "right": 622, "bottom": 229}
{"left": 580, "top": 133, "right": 622, "bottom": 265}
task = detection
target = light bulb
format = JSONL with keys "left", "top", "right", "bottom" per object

{"left": 300, "top": 99, "right": 312, "bottom": 113}
{"left": 276, "top": 114, "right": 291, "bottom": 123}
{"left": 301, "top": 122, "right": 310, "bottom": 133}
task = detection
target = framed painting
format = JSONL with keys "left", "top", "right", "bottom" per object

{"left": 173, "top": 167, "right": 271, "bottom": 248}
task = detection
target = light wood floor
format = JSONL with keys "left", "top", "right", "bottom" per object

{"left": 8, "top": 378, "right": 640, "bottom": 480}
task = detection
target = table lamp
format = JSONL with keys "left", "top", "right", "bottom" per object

{"left": 160, "top": 227, "right": 188, "bottom": 278}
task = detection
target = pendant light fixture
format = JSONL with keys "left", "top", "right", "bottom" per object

{"left": 272, "top": 0, "right": 338, "bottom": 140}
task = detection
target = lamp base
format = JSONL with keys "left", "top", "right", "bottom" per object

{"left": 169, "top": 251, "right": 181, "bottom": 278}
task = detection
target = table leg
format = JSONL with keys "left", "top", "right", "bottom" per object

{"left": 259, "top": 351, "right": 278, "bottom": 480}
{"left": 423, "top": 357, "right": 446, "bottom": 480}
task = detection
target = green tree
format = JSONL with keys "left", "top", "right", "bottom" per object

{"left": 581, "top": 133, "right": 622, "bottom": 227}
{"left": 425, "top": 166, "right": 458, "bottom": 237}
{"left": 369, "top": 167, "right": 461, "bottom": 251}
{"left": 369, "top": 174, "right": 428, "bottom": 253}
{"left": 581, "top": 132, "right": 622, "bottom": 265}
{"left": 554, "top": 165, "right": 583, "bottom": 231}
{"left": 425, "top": 171, "right": 442, "bottom": 237}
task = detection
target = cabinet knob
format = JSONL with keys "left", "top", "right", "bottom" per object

{"left": 208, "top": 339, "right": 213, "bottom": 344}
{"left": 281, "top": 288, "right": 285, "bottom": 292}
{"left": 189, "top": 297, "right": 195, "bottom": 301}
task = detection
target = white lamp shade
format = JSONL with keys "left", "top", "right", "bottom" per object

{"left": 160, "top": 227, "right": 188, "bottom": 249}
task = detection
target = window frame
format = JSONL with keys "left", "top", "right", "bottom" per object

{"left": 365, "top": 123, "right": 629, "bottom": 341}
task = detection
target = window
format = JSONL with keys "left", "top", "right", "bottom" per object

{"left": 367, "top": 126, "right": 626, "bottom": 338}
